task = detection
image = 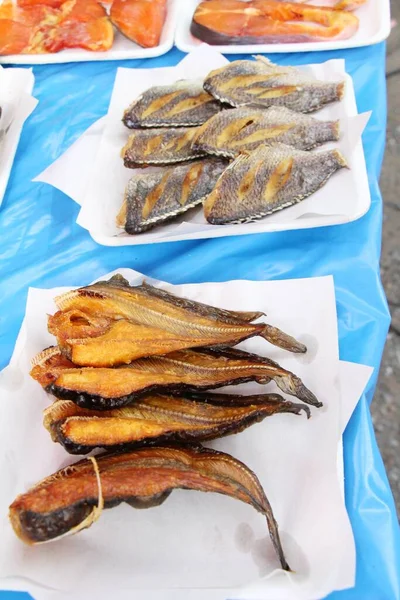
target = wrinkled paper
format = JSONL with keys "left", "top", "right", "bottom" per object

{"left": 0, "top": 270, "right": 373, "bottom": 600}
{"left": 35, "top": 46, "right": 371, "bottom": 246}
{"left": 0, "top": 66, "right": 38, "bottom": 206}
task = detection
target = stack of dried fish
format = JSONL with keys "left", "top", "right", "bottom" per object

{"left": 117, "top": 56, "right": 348, "bottom": 233}
{"left": 10, "top": 274, "right": 321, "bottom": 571}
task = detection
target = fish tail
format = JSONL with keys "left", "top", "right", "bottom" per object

{"left": 330, "top": 120, "right": 341, "bottom": 141}
{"left": 332, "top": 148, "right": 349, "bottom": 169}
{"left": 274, "top": 374, "right": 322, "bottom": 408}
{"left": 336, "top": 81, "right": 346, "bottom": 101}
{"left": 261, "top": 324, "right": 307, "bottom": 354}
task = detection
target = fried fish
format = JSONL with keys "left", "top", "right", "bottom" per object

{"left": 204, "top": 56, "right": 345, "bottom": 113}
{"left": 116, "top": 158, "right": 227, "bottom": 234}
{"left": 122, "top": 126, "right": 206, "bottom": 168}
{"left": 123, "top": 79, "right": 224, "bottom": 128}
{"left": 192, "top": 106, "right": 340, "bottom": 158}
{"left": 30, "top": 346, "right": 320, "bottom": 409}
{"left": 9, "top": 444, "right": 290, "bottom": 570}
{"left": 48, "top": 274, "right": 306, "bottom": 365}
{"left": 43, "top": 392, "right": 310, "bottom": 454}
{"left": 204, "top": 143, "right": 347, "bottom": 224}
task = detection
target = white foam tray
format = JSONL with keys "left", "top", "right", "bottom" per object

{"left": 175, "top": 0, "right": 391, "bottom": 54}
{"left": 0, "top": 0, "right": 179, "bottom": 65}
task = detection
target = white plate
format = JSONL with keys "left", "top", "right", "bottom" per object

{"left": 0, "top": 68, "right": 37, "bottom": 207}
{"left": 0, "top": 0, "right": 179, "bottom": 65}
{"left": 175, "top": 0, "right": 391, "bottom": 54}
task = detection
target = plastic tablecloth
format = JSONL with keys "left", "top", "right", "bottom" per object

{"left": 0, "top": 42, "right": 399, "bottom": 600}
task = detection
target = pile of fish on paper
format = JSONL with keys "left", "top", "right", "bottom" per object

{"left": 191, "top": 0, "right": 366, "bottom": 46}
{"left": 9, "top": 273, "right": 322, "bottom": 573}
{"left": 117, "top": 56, "right": 348, "bottom": 234}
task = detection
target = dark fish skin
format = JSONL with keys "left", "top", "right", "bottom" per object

{"left": 192, "top": 106, "right": 340, "bottom": 158}
{"left": 116, "top": 159, "right": 228, "bottom": 234}
{"left": 204, "top": 56, "right": 345, "bottom": 113}
{"left": 30, "top": 346, "right": 320, "bottom": 409}
{"left": 123, "top": 80, "right": 224, "bottom": 129}
{"left": 121, "top": 127, "right": 207, "bottom": 168}
{"left": 43, "top": 392, "right": 310, "bottom": 454}
{"left": 9, "top": 444, "right": 290, "bottom": 571}
{"left": 204, "top": 142, "right": 348, "bottom": 224}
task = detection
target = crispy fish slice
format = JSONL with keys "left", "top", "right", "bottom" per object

{"left": 204, "top": 55, "right": 345, "bottom": 113}
{"left": 121, "top": 126, "right": 206, "bottom": 168}
{"left": 123, "top": 80, "right": 224, "bottom": 129}
{"left": 192, "top": 106, "right": 340, "bottom": 158}
{"left": 49, "top": 274, "right": 306, "bottom": 363}
{"left": 191, "top": 0, "right": 359, "bottom": 45}
{"left": 30, "top": 346, "right": 320, "bottom": 409}
{"left": 116, "top": 159, "right": 227, "bottom": 234}
{"left": 9, "top": 445, "right": 290, "bottom": 570}
{"left": 204, "top": 143, "right": 347, "bottom": 224}
{"left": 43, "top": 393, "right": 310, "bottom": 454}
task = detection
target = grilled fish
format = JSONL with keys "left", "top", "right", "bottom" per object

{"left": 123, "top": 80, "right": 224, "bottom": 129}
{"left": 43, "top": 392, "right": 310, "bottom": 454}
{"left": 116, "top": 158, "right": 227, "bottom": 234}
{"left": 191, "top": 1, "right": 359, "bottom": 45}
{"left": 9, "top": 444, "right": 289, "bottom": 570}
{"left": 30, "top": 346, "right": 320, "bottom": 409}
{"left": 204, "top": 56, "right": 345, "bottom": 113}
{"left": 192, "top": 106, "right": 340, "bottom": 158}
{"left": 48, "top": 274, "right": 306, "bottom": 364}
{"left": 204, "top": 143, "right": 347, "bottom": 224}
{"left": 122, "top": 126, "right": 207, "bottom": 168}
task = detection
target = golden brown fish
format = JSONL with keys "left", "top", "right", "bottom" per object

{"left": 121, "top": 126, "right": 206, "bottom": 168}
{"left": 123, "top": 79, "right": 224, "bottom": 129}
{"left": 47, "top": 274, "right": 306, "bottom": 365}
{"left": 30, "top": 346, "right": 320, "bottom": 409}
{"left": 116, "top": 159, "right": 228, "bottom": 234}
{"left": 9, "top": 444, "right": 290, "bottom": 570}
{"left": 43, "top": 392, "right": 310, "bottom": 454}
{"left": 192, "top": 106, "right": 340, "bottom": 158}
{"left": 204, "top": 55, "right": 345, "bottom": 113}
{"left": 204, "top": 143, "right": 347, "bottom": 224}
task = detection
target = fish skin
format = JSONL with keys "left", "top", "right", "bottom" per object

{"left": 203, "top": 142, "right": 347, "bottom": 224}
{"left": 121, "top": 126, "right": 207, "bottom": 168}
{"left": 43, "top": 392, "right": 310, "bottom": 454}
{"left": 117, "top": 159, "right": 228, "bottom": 234}
{"left": 8, "top": 444, "right": 290, "bottom": 571}
{"left": 192, "top": 106, "right": 340, "bottom": 158}
{"left": 123, "top": 79, "right": 224, "bottom": 129}
{"left": 204, "top": 56, "right": 345, "bottom": 113}
{"left": 31, "top": 346, "right": 320, "bottom": 409}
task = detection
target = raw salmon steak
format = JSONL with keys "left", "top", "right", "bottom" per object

{"left": 191, "top": 0, "right": 360, "bottom": 45}
{"left": 110, "top": 0, "right": 167, "bottom": 48}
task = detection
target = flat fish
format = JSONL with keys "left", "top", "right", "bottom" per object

{"left": 204, "top": 55, "right": 345, "bottom": 113}
{"left": 30, "top": 346, "right": 320, "bottom": 409}
{"left": 123, "top": 79, "right": 224, "bottom": 129}
{"left": 203, "top": 143, "right": 347, "bottom": 224}
{"left": 48, "top": 273, "right": 306, "bottom": 366}
{"left": 43, "top": 392, "right": 310, "bottom": 454}
{"left": 117, "top": 159, "right": 227, "bottom": 233}
{"left": 192, "top": 106, "right": 340, "bottom": 158}
{"left": 122, "top": 126, "right": 206, "bottom": 168}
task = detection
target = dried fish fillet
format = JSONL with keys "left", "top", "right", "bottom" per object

{"left": 116, "top": 159, "right": 227, "bottom": 234}
{"left": 9, "top": 444, "right": 289, "bottom": 570}
{"left": 204, "top": 56, "right": 345, "bottom": 113}
{"left": 204, "top": 143, "right": 347, "bottom": 224}
{"left": 43, "top": 392, "right": 310, "bottom": 454}
{"left": 121, "top": 126, "right": 206, "bottom": 168}
{"left": 30, "top": 346, "right": 320, "bottom": 409}
{"left": 48, "top": 274, "right": 306, "bottom": 364}
{"left": 123, "top": 80, "right": 223, "bottom": 129}
{"left": 192, "top": 106, "right": 340, "bottom": 158}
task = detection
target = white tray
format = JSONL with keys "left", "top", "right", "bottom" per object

{"left": 0, "top": 0, "right": 179, "bottom": 65}
{"left": 175, "top": 0, "right": 391, "bottom": 54}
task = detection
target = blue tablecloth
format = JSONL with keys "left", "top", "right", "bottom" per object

{"left": 1, "top": 41, "right": 399, "bottom": 599}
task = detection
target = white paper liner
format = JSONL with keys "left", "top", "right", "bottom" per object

{"left": 0, "top": 270, "right": 373, "bottom": 600}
